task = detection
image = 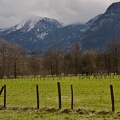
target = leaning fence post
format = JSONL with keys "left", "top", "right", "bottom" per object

{"left": 0, "top": 86, "right": 4, "bottom": 95}
{"left": 57, "top": 82, "right": 61, "bottom": 109}
{"left": 71, "top": 85, "right": 74, "bottom": 110}
{"left": 4, "top": 85, "right": 6, "bottom": 108}
{"left": 110, "top": 85, "right": 115, "bottom": 112}
{"left": 36, "top": 85, "right": 39, "bottom": 109}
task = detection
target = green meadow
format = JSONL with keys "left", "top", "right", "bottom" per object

{"left": 0, "top": 75, "right": 120, "bottom": 119}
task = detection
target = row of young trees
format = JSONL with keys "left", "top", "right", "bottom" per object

{"left": 0, "top": 39, "right": 120, "bottom": 78}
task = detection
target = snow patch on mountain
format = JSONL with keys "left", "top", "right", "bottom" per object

{"left": 16, "top": 21, "right": 26, "bottom": 30}
{"left": 16, "top": 16, "right": 43, "bottom": 31}
{"left": 37, "top": 32, "right": 48, "bottom": 39}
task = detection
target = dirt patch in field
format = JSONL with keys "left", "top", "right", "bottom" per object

{"left": 75, "top": 108, "right": 96, "bottom": 115}
{"left": 0, "top": 105, "right": 5, "bottom": 110}
{"left": 116, "top": 112, "right": 120, "bottom": 116}
{"left": 40, "top": 107, "right": 58, "bottom": 112}
{"left": 61, "top": 108, "right": 72, "bottom": 114}
{"left": 6, "top": 107, "right": 37, "bottom": 111}
{"left": 76, "top": 108, "right": 89, "bottom": 114}
{"left": 1, "top": 106, "right": 120, "bottom": 118}
{"left": 22, "top": 107, "right": 37, "bottom": 111}
{"left": 97, "top": 110, "right": 111, "bottom": 115}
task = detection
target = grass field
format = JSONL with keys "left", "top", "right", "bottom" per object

{"left": 0, "top": 75, "right": 120, "bottom": 119}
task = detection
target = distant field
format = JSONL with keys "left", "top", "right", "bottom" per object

{"left": 0, "top": 75, "right": 120, "bottom": 119}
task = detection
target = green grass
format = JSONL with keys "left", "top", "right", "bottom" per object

{"left": 0, "top": 75, "right": 120, "bottom": 119}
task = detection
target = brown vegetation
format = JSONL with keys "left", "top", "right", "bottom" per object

{"left": 0, "top": 38, "right": 120, "bottom": 78}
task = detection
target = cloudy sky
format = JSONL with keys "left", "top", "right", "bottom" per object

{"left": 0, "top": 0, "right": 119, "bottom": 28}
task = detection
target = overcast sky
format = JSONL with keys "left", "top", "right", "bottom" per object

{"left": 0, "top": 0, "right": 119, "bottom": 28}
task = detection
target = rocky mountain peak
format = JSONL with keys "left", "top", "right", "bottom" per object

{"left": 16, "top": 16, "right": 62, "bottom": 32}
{"left": 106, "top": 2, "right": 120, "bottom": 14}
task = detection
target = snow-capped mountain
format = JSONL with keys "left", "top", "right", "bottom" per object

{"left": 0, "top": 16, "right": 63, "bottom": 51}
{"left": 34, "top": 13, "right": 102, "bottom": 52}
{"left": 0, "top": 16, "right": 62, "bottom": 34}
{"left": 0, "top": 15, "right": 90, "bottom": 52}
{"left": 16, "top": 16, "right": 45, "bottom": 31}
{"left": 0, "top": 2, "right": 120, "bottom": 52}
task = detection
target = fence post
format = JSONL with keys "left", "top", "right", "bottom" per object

{"left": 57, "top": 82, "right": 61, "bottom": 109}
{"left": 0, "top": 86, "right": 4, "bottom": 95}
{"left": 36, "top": 85, "right": 39, "bottom": 109}
{"left": 71, "top": 85, "right": 73, "bottom": 110}
{"left": 4, "top": 85, "right": 6, "bottom": 108}
{"left": 110, "top": 85, "right": 115, "bottom": 112}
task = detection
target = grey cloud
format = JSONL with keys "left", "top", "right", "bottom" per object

{"left": 0, "top": 0, "right": 119, "bottom": 28}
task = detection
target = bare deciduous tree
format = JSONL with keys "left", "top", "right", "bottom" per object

{"left": 43, "top": 45, "right": 63, "bottom": 76}
{"left": 106, "top": 39, "right": 120, "bottom": 74}
{"left": 70, "top": 43, "right": 82, "bottom": 76}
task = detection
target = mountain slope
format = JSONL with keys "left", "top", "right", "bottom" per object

{"left": 79, "top": 2, "right": 120, "bottom": 51}
{"left": 0, "top": 2, "right": 120, "bottom": 52}
{"left": 0, "top": 16, "right": 62, "bottom": 51}
{"left": 0, "top": 16, "right": 90, "bottom": 52}
{"left": 34, "top": 15, "right": 102, "bottom": 51}
{"left": 0, "top": 38, "right": 23, "bottom": 51}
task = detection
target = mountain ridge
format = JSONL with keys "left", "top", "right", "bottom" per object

{"left": 78, "top": 2, "right": 120, "bottom": 51}
{"left": 0, "top": 2, "right": 120, "bottom": 52}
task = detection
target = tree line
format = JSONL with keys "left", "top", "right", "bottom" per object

{"left": 0, "top": 39, "right": 120, "bottom": 78}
